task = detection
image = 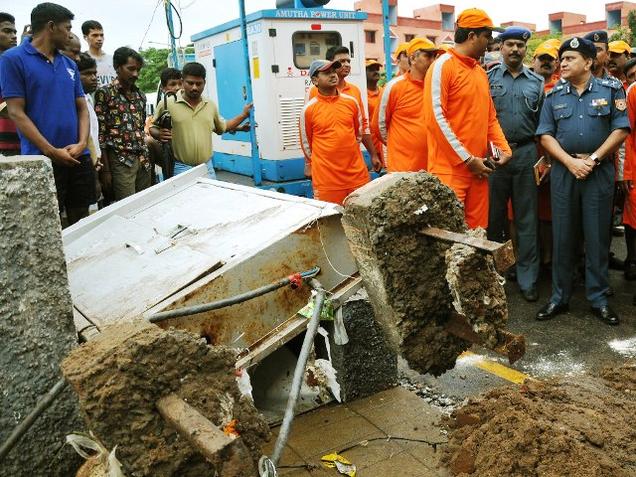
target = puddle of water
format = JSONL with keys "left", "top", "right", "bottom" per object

{"left": 608, "top": 336, "right": 636, "bottom": 358}
{"left": 521, "top": 350, "right": 586, "bottom": 378}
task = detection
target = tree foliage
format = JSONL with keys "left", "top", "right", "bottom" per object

{"left": 138, "top": 47, "right": 170, "bottom": 93}
{"left": 609, "top": 26, "right": 631, "bottom": 43}
{"left": 629, "top": 10, "right": 636, "bottom": 46}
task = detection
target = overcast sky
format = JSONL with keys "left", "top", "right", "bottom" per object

{"left": 2, "top": 0, "right": 606, "bottom": 52}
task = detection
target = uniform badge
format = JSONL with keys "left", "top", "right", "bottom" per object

{"left": 615, "top": 98, "right": 627, "bottom": 111}
{"left": 591, "top": 98, "right": 608, "bottom": 107}
{"left": 571, "top": 38, "right": 580, "bottom": 48}
{"left": 523, "top": 32, "right": 529, "bottom": 40}
{"left": 593, "top": 33, "right": 600, "bottom": 41}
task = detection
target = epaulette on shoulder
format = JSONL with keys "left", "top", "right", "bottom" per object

{"left": 600, "top": 76, "right": 622, "bottom": 89}
{"left": 547, "top": 83, "right": 564, "bottom": 96}
{"left": 526, "top": 68, "right": 544, "bottom": 82}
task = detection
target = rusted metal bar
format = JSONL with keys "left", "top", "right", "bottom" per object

{"left": 419, "top": 226, "right": 515, "bottom": 272}
{"left": 156, "top": 393, "right": 255, "bottom": 476}
{"left": 444, "top": 313, "right": 526, "bottom": 364}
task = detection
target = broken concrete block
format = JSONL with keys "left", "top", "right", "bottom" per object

{"left": 342, "top": 172, "right": 511, "bottom": 375}
{"left": 326, "top": 289, "right": 397, "bottom": 402}
{"left": 61, "top": 320, "right": 270, "bottom": 476}
{"left": 0, "top": 156, "right": 83, "bottom": 476}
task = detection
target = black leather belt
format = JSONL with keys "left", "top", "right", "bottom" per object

{"left": 508, "top": 138, "right": 535, "bottom": 149}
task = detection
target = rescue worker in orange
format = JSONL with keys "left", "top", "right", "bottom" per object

{"left": 394, "top": 42, "right": 410, "bottom": 76}
{"left": 608, "top": 40, "right": 631, "bottom": 88}
{"left": 532, "top": 42, "right": 559, "bottom": 92}
{"left": 307, "top": 46, "right": 381, "bottom": 169}
{"left": 300, "top": 59, "right": 381, "bottom": 205}
{"left": 423, "top": 8, "right": 511, "bottom": 229}
{"left": 365, "top": 59, "right": 384, "bottom": 167}
{"left": 373, "top": 38, "right": 438, "bottom": 172}
{"left": 621, "top": 58, "right": 636, "bottom": 280}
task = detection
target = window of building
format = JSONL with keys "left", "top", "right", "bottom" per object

{"left": 365, "top": 30, "right": 376, "bottom": 44}
{"left": 442, "top": 12, "right": 454, "bottom": 31}
{"left": 292, "top": 31, "right": 342, "bottom": 69}
{"left": 607, "top": 9, "right": 621, "bottom": 28}
{"left": 404, "top": 34, "right": 415, "bottom": 42}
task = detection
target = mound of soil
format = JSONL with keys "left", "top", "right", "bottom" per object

{"left": 62, "top": 320, "right": 270, "bottom": 477}
{"left": 441, "top": 363, "right": 636, "bottom": 476}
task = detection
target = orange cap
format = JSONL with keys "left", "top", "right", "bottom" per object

{"left": 456, "top": 8, "right": 504, "bottom": 32}
{"left": 407, "top": 37, "right": 438, "bottom": 55}
{"left": 365, "top": 59, "right": 382, "bottom": 67}
{"left": 393, "top": 42, "right": 409, "bottom": 59}
{"left": 609, "top": 40, "right": 631, "bottom": 55}
{"left": 534, "top": 43, "right": 558, "bottom": 59}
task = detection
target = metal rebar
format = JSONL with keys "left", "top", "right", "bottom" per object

{"left": 271, "top": 278, "right": 326, "bottom": 466}
{"left": 0, "top": 377, "right": 68, "bottom": 462}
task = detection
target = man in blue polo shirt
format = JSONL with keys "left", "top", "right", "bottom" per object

{"left": 0, "top": 2, "right": 93, "bottom": 226}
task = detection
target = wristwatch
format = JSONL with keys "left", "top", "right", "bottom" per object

{"left": 589, "top": 153, "right": 601, "bottom": 166}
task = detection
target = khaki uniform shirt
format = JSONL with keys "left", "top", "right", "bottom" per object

{"left": 153, "top": 90, "right": 226, "bottom": 166}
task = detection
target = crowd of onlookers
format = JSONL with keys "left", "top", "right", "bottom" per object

{"left": 0, "top": 2, "right": 251, "bottom": 227}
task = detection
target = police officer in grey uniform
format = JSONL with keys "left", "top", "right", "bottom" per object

{"left": 535, "top": 37, "right": 630, "bottom": 325}
{"left": 487, "top": 27, "right": 544, "bottom": 302}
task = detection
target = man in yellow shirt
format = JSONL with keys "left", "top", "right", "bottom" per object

{"left": 150, "top": 62, "right": 251, "bottom": 178}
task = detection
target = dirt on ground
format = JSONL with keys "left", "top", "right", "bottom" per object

{"left": 61, "top": 320, "right": 270, "bottom": 477}
{"left": 343, "top": 172, "right": 508, "bottom": 376}
{"left": 441, "top": 362, "right": 636, "bottom": 477}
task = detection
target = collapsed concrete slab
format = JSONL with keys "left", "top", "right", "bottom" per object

{"left": 342, "top": 172, "right": 514, "bottom": 375}
{"left": 0, "top": 156, "right": 83, "bottom": 476}
{"left": 61, "top": 320, "right": 270, "bottom": 476}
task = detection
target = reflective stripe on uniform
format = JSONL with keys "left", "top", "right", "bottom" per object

{"left": 341, "top": 93, "right": 363, "bottom": 141}
{"left": 378, "top": 75, "right": 405, "bottom": 143}
{"left": 299, "top": 97, "right": 318, "bottom": 160}
{"left": 431, "top": 53, "right": 471, "bottom": 161}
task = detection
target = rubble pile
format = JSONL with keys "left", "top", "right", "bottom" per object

{"left": 61, "top": 320, "right": 270, "bottom": 477}
{"left": 442, "top": 363, "right": 636, "bottom": 477}
{"left": 342, "top": 172, "right": 509, "bottom": 375}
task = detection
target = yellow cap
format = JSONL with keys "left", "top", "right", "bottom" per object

{"left": 438, "top": 43, "right": 453, "bottom": 52}
{"left": 534, "top": 43, "right": 558, "bottom": 59}
{"left": 609, "top": 40, "right": 631, "bottom": 55}
{"left": 543, "top": 38, "right": 561, "bottom": 50}
{"left": 365, "top": 59, "right": 382, "bottom": 67}
{"left": 393, "top": 42, "right": 409, "bottom": 59}
{"left": 407, "top": 37, "right": 438, "bottom": 56}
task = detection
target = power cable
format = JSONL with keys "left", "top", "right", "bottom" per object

{"left": 139, "top": 0, "right": 163, "bottom": 50}
{"left": 165, "top": 0, "right": 183, "bottom": 40}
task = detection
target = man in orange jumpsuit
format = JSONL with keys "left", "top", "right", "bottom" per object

{"left": 423, "top": 8, "right": 511, "bottom": 229}
{"left": 365, "top": 59, "right": 385, "bottom": 167}
{"left": 622, "top": 59, "right": 636, "bottom": 280}
{"left": 373, "top": 38, "right": 438, "bottom": 172}
{"left": 300, "top": 60, "right": 380, "bottom": 205}
{"left": 307, "top": 46, "right": 381, "bottom": 169}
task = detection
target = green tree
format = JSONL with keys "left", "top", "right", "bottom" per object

{"left": 138, "top": 47, "right": 170, "bottom": 93}
{"left": 628, "top": 10, "right": 636, "bottom": 46}
{"left": 609, "top": 25, "right": 631, "bottom": 43}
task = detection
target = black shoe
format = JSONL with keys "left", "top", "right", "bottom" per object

{"left": 536, "top": 302, "right": 569, "bottom": 321}
{"left": 521, "top": 286, "right": 539, "bottom": 302}
{"left": 609, "top": 253, "right": 624, "bottom": 271}
{"left": 591, "top": 305, "right": 619, "bottom": 326}
{"left": 625, "top": 260, "right": 636, "bottom": 281}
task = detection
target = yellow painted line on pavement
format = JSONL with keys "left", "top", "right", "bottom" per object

{"left": 459, "top": 351, "right": 529, "bottom": 385}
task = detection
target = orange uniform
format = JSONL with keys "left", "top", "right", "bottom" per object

{"left": 308, "top": 81, "right": 370, "bottom": 135}
{"left": 372, "top": 72, "right": 427, "bottom": 172}
{"left": 299, "top": 91, "right": 370, "bottom": 204}
{"left": 624, "top": 82, "right": 636, "bottom": 228}
{"left": 367, "top": 86, "right": 385, "bottom": 166}
{"left": 423, "top": 48, "right": 511, "bottom": 229}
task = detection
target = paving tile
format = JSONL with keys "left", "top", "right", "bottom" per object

{"left": 354, "top": 394, "right": 442, "bottom": 430}
{"left": 289, "top": 402, "right": 359, "bottom": 431}
{"left": 380, "top": 410, "right": 445, "bottom": 442}
{"left": 395, "top": 439, "right": 447, "bottom": 473}
{"left": 361, "top": 449, "right": 440, "bottom": 477}
{"left": 261, "top": 435, "right": 306, "bottom": 468}
{"left": 286, "top": 414, "right": 384, "bottom": 459}
{"left": 346, "top": 386, "right": 413, "bottom": 414}
{"left": 337, "top": 437, "right": 405, "bottom": 470}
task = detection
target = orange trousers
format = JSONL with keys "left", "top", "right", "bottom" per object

{"left": 314, "top": 187, "right": 358, "bottom": 205}
{"left": 436, "top": 172, "right": 489, "bottom": 229}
